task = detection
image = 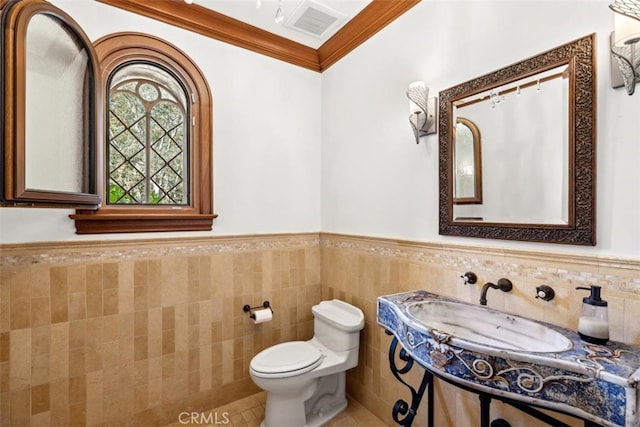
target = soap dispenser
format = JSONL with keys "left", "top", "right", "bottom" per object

{"left": 576, "top": 285, "right": 609, "bottom": 345}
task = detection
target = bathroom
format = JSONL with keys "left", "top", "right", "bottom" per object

{"left": 0, "top": 0, "right": 639, "bottom": 426}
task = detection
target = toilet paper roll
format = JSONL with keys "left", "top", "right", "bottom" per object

{"left": 252, "top": 308, "right": 272, "bottom": 324}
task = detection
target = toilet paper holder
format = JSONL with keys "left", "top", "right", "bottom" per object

{"left": 242, "top": 301, "right": 273, "bottom": 320}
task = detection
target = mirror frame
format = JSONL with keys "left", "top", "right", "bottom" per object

{"left": 439, "top": 34, "right": 596, "bottom": 245}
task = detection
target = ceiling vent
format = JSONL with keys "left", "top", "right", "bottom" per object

{"left": 284, "top": 0, "right": 347, "bottom": 38}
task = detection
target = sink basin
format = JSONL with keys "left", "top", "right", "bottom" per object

{"left": 406, "top": 301, "right": 572, "bottom": 353}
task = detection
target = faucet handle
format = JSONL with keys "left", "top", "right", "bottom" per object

{"left": 461, "top": 271, "right": 478, "bottom": 285}
{"left": 535, "top": 285, "right": 555, "bottom": 301}
{"left": 496, "top": 278, "right": 513, "bottom": 292}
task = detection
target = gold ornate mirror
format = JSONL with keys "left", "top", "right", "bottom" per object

{"left": 439, "top": 34, "right": 596, "bottom": 245}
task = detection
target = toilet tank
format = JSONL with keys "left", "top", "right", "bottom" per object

{"left": 312, "top": 300, "right": 364, "bottom": 351}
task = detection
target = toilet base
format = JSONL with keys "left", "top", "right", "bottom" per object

{"left": 305, "top": 398, "right": 347, "bottom": 427}
{"left": 260, "top": 399, "right": 347, "bottom": 427}
{"left": 303, "top": 372, "right": 347, "bottom": 427}
{"left": 257, "top": 372, "right": 348, "bottom": 427}
{"left": 262, "top": 392, "right": 309, "bottom": 427}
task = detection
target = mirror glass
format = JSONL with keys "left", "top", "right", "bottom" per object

{"left": 439, "top": 34, "right": 596, "bottom": 245}
{"left": 453, "top": 118, "right": 482, "bottom": 206}
{"left": 452, "top": 65, "right": 568, "bottom": 224}
{"left": 25, "top": 13, "right": 89, "bottom": 193}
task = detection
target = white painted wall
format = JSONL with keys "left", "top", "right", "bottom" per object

{"left": 0, "top": 0, "right": 322, "bottom": 242}
{"left": 1, "top": 0, "right": 638, "bottom": 259}
{"left": 321, "top": 0, "right": 640, "bottom": 258}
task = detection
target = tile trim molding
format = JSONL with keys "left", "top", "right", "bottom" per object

{"left": 320, "top": 233, "right": 640, "bottom": 294}
{"left": 320, "top": 232, "right": 639, "bottom": 270}
{"left": 0, "top": 233, "right": 320, "bottom": 267}
{"left": 2, "top": 232, "right": 638, "bottom": 293}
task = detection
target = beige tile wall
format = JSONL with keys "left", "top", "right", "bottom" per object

{"left": 0, "top": 234, "right": 320, "bottom": 426}
{"left": 1, "top": 232, "right": 639, "bottom": 426}
{"left": 321, "top": 233, "right": 640, "bottom": 427}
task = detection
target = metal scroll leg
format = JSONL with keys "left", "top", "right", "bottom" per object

{"left": 479, "top": 394, "right": 492, "bottom": 427}
{"left": 387, "top": 333, "right": 433, "bottom": 427}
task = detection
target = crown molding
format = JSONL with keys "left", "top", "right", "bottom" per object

{"left": 96, "top": 0, "right": 420, "bottom": 72}
{"left": 317, "top": 0, "right": 419, "bottom": 71}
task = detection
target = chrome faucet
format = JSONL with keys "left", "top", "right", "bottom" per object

{"left": 480, "top": 278, "right": 513, "bottom": 305}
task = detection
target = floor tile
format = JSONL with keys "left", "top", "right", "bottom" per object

{"left": 164, "top": 392, "right": 385, "bottom": 427}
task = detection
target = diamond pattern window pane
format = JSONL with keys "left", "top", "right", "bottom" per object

{"left": 107, "top": 63, "right": 189, "bottom": 205}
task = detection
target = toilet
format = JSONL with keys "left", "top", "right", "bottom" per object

{"left": 249, "top": 299, "right": 365, "bottom": 427}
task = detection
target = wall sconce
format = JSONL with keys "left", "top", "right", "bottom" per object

{"left": 610, "top": 0, "right": 640, "bottom": 95}
{"left": 406, "top": 81, "right": 437, "bottom": 144}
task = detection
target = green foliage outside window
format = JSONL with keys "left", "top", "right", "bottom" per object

{"left": 107, "top": 65, "right": 188, "bottom": 205}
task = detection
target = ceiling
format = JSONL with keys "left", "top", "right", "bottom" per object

{"left": 191, "top": 0, "right": 372, "bottom": 49}
{"left": 96, "top": 0, "right": 419, "bottom": 72}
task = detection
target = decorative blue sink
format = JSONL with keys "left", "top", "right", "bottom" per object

{"left": 406, "top": 300, "right": 573, "bottom": 353}
{"left": 378, "top": 290, "right": 640, "bottom": 427}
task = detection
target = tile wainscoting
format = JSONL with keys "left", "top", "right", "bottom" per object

{"left": 0, "top": 233, "right": 320, "bottom": 426}
{"left": 321, "top": 233, "right": 640, "bottom": 427}
{"left": 1, "top": 232, "right": 638, "bottom": 426}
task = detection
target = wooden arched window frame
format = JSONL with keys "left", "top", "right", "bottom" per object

{"left": 72, "top": 33, "right": 215, "bottom": 233}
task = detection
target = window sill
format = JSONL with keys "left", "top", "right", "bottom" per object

{"left": 70, "top": 213, "right": 217, "bottom": 234}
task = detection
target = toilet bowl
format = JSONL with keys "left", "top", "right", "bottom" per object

{"left": 249, "top": 299, "right": 365, "bottom": 427}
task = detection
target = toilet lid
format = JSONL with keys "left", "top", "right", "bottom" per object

{"left": 251, "top": 341, "right": 323, "bottom": 377}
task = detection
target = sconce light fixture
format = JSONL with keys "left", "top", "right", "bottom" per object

{"left": 610, "top": 0, "right": 640, "bottom": 95}
{"left": 406, "top": 81, "right": 437, "bottom": 144}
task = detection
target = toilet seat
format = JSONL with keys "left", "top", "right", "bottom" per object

{"left": 251, "top": 341, "right": 323, "bottom": 378}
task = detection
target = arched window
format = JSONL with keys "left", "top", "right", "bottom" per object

{"left": 72, "top": 33, "right": 215, "bottom": 233}
{"left": 108, "top": 63, "right": 189, "bottom": 206}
